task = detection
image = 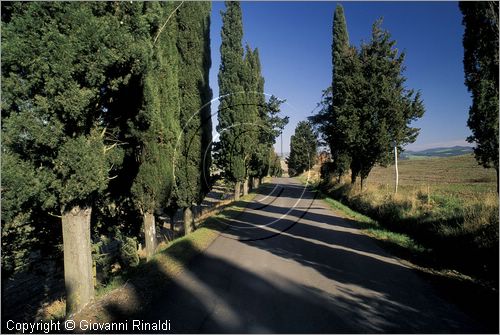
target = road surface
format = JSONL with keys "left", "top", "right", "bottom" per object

{"left": 142, "top": 177, "right": 482, "bottom": 333}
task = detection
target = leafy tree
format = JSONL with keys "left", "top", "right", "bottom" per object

{"left": 174, "top": 2, "right": 212, "bottom": 234}
{"left": 287, "top": 121, "right": 317, "bottom": 176}
{"left": 1, "top": 2, "right": 140, "bottom": 314}
{"left": 217, "top": 1, "right": 246, "bottom": 200}
{"left": 460, "top": 1, "right": 499, "bottom": 190}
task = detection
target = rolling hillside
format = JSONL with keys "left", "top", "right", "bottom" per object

{"left": 401, "top": 146, "right": 473, "bottom": 160}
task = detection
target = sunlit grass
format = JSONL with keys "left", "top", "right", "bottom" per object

{"left": 308, "top": 154, "right": 498, "bottom": 283}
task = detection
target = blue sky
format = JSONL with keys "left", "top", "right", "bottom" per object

{"left": 208, "top": 1, "right": 472, "bottom": 154}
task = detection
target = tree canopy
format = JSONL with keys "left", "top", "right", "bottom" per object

{"left": 310, "top": 6, "right": 425, "bottom": 187}
{"left": 217, "top": 1, "right": 246, "bottom": 194}
{"left": 460, "top": 1, "right": 499, "bottom": 188}
{"left": 174, "top": 2, "right": 212, "bottom": 233}
{"left": 1, "top": 1, "right": 214, "bottom": 314}
{"left": 287, "top": 121, "right": 317, "bottom": 177}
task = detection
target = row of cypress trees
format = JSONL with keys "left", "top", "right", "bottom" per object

{"left": 311, "top": 5, "right": 425, "bottom": 188}
{"left": 2, "top": 2, "right": 212, "bottom": 315}
{"left": 216, "top": 2, "right": 288, "bottom": 200}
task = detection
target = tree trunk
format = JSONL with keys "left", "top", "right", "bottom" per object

{"left": 243, "top": 178, "right": 249, "bottom": 196}
{"left": 62, "top": 205, "right": 94, "bottom": 316}
{"left": 361, "top": 178, "right": 365, "bottom": 192}
{"left": 143, "top": 211, "right": 156, "bottom": 261}
{"left": 254, "top": 177, "right": 260, "bottom": 189}
{"left": 259, "top": 176, "right": 263, "bottom": 186}
{"left": 248, "top": 176, "right": 254, "bottom": 192}
{"left": 183, "top": 207, "right": 194, "bottom": 235}
{"left": 234, "top": 181, "right": 241, "bottom": 201}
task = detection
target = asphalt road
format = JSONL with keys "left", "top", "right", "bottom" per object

{"left": 144, "top": 177, "right": 483, "bottom": 333}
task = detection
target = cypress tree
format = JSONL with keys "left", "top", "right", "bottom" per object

{"left": 351, "top": 19, "right": 424, "bottom": 188}
{"left": 175, "top": 2, "right": 212, "bottom": 234}
{"left": 217, "top": 1, "right": 246, "bottom": 200}
{"left": 310, "top": 4, "right": 354, "bottom": 182}
{"left": 287, "top": 121, "right": 317, "bottom": 176}
{"left": 242, "top": 45, "right": 263, "bottom": 194}
{"left": 244, "top": 48, "right": 288, "bottom": 188}
{"left": 129, "top": 2, "right": 180, "bottom": 259}
{"left": 460, "top": 2, "right": 499, "bottom": 190}
{"left": 1, "top": 2, "right": 141, "bottom": 314}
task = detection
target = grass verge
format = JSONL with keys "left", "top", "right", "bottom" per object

{"left": 321, "top": 195, "right": 429, "bottom": 258}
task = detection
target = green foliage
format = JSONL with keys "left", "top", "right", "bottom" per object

{"left": 1, "top": 2, "right": 141, "bottom": 278}
{"left": 250, "top": 95, "right": 289, "bottom": 179}
{"left": 92, "top": 229, "right": 139, "bottom": 286}
{"left": 311, "top": 87, "right": 351, "bottom": 180}
{"left": 2, "top": 2, "right": 129, "bottom": 209}
{"left": 120, "top": 237, "right": 140, "bottom": 269}
{"left": 54, "top": 130, "right": 109, "bottom": 209}
{"left": 92, "top": 236, "right": 115, "bottom": 285}
{"left": 1, "top": 211, "right": 37, "bottom": 275}
{"left": 349, "top": 19, "right": 424, "bottom": 184}
{"left": 242, "top": 45, "right": 263, "bottom": 178}
{"left": 459, "top": 2, "right": 499, "bottom": 184}
{"left": 245, "top": 44, "right": 288, "bottom": 180}
{"left": 216, "top": 2, "right": 287, "bottom": 187}
{"left": 1, "top": 1, "right": 215, "bottom": 298}
{"left": 311, "top": 10, "right": 425, "bottom": 186}
{"left": 174, "top": 2, "right": 213, "bottom": 209}
{"left": 269, "top": 150, "right": 283, "bottom": 177}
{"left": 287, "top": 121, "right": 317, "bottom": 176}
{"left": 309, "top": 5, "right": 354, "bottom": 181}
{"left": 130, "top": 2, "right": 180, "bottom": 215}
{"left": 216, "top": 1, "right": 246, "bottom": 183}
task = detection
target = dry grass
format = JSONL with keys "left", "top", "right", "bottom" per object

{"left": 36, "top": 299, "right": 66, "bottom": 321}
{"left": 316, "top": 154, "right": 498, "bottom": 283}
{"left": 365, "top": 154, "right": 497, "bottom": 196}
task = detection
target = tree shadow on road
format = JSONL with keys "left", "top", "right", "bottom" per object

{"left": 76, "top": 180, "right": 496, "bottom": 333}
{"left": 97, "top": 226, "right": 491, "bottom": 333}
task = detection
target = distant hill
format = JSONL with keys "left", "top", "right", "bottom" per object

{"left": 401, "top": 146, "right": 473, "bottom": 160}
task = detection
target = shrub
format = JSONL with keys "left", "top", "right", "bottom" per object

{"left": 120, "top": 237, "right": 139, "bottom": 269}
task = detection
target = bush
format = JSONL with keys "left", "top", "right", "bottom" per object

{"left": 92, "top": 236, "right": 116, "bottom": 285}
{"left": 120, "top": 237, "right": 139, "bottom": 269}
{"left": 92, "top": 233, "right": 140, "bottom": 286}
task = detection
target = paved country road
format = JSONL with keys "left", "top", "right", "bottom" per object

{"left": 141, "top": 177, "right": 483, "bottom": 333}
